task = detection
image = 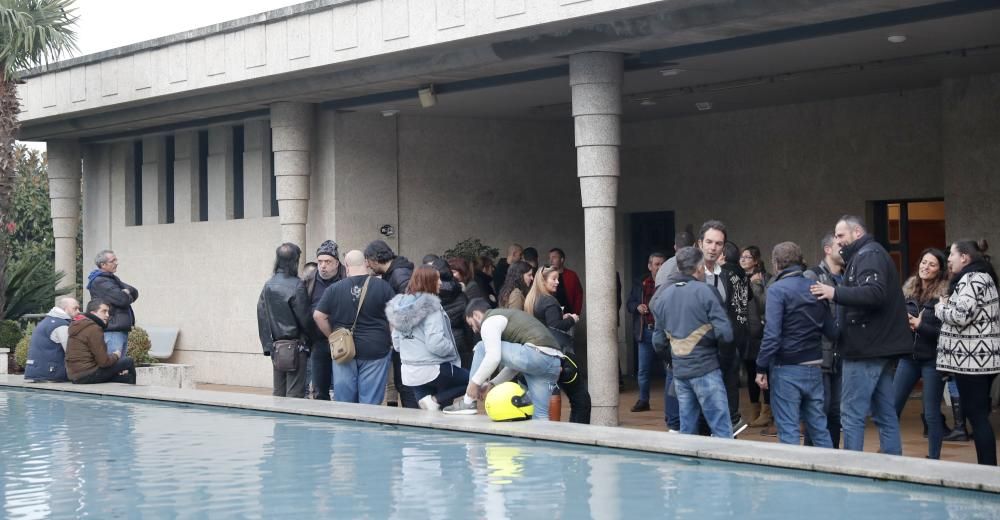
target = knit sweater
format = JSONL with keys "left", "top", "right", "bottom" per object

{"left": 936, "top": 271, "right": 1000, "bottom": 374}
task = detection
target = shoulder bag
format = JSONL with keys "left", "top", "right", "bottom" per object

{"left": 330, "top": 276, "right": 371, "bottom": 364}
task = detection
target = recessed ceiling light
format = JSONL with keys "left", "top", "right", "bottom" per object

{"left": 887, "top": 35, "right": 907, "bottom": 43}
{"left": 381, "top": 109, "right": 400, "bottom": 117}
{"left": 659, "top": 68, "right": 684, "bottom": 77}
{"left": 639, "top": 98, "right": 657, "bottom": 106}
{"left": 695, "top": 101, "right": 713, "bottom": 111}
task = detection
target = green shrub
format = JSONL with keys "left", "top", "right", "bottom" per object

{"left": 2, "top": 257, "right": 72, "bottom": 321}
{"left": 14, "top": 323, "right": 32, "bottom": 369}
{"left": 127, "top": 326, "right": 157, "bottom": 365}
{"left": 444, "top": 238, "right": 499, "bottom": 263}
{"left": 0, "top": 320, "right": 21, "bottom": 351}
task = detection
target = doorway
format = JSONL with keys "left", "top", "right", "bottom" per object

{"left": 627, "top": 211, "right": 675, "bottom": 380}
{"left": 872, "top": 200, "right": 946, "bottom": 279}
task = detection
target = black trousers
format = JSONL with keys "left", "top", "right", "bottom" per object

{"left": 719, "top": 344, "right": 742, "bottom": 423}
{"left": 955, "top": 373, "right": 998, "bottom": 466}
{"left": 558, "top": 352, "right": 592, "bottom": 424}
{"left": 311, "top": 341, "right": 333, "bottom": 400}
{"left": 391, "top": 351, "right": 419, "bottom": 408}
{"left": 73, "top": 356, "right": 137, "bottom": 385}
{"left": 273, "top": 350, "right": 309, "bottom": 398}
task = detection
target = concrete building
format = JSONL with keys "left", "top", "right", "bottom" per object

{"left": 18, "top": 0, "right": 1000, "bottom": 426}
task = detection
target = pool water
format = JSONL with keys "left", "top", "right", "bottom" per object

{"left": 1, "top": 389, "right": 998, "bottom": 519}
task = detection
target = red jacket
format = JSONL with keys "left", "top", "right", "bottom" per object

{"left": 561, "top": 268, "right": 584, "bottom": 315}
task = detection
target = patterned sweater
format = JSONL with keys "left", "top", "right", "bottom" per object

{"left": 936, "top": 271, "right": 1000, "bottom": 374}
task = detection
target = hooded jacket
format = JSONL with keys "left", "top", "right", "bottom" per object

{"left": 65, "top": 314, "right": 118, "bottom": 381}
{"left": 651, "top": 271, "right": 733, "bottom": 380}
{"left": 86, "top": 270, "right": 138, "bottom": 332}
{"left": 833, "top": 234, "right": 912, "bottom": 360}
{"left": 384, "top": 257, "right": 415, "bottom": 295}
{"left": 386, "top": 293, "right": 460, "bottom": 367}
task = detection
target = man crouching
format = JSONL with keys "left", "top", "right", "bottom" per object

{"left": 651, "top": 246, "right": 733, "bottom": 437}
{"left": 66, "top": 299, "right": 137, "bottom": 385}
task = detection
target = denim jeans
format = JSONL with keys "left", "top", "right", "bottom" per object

{"left": 411, "top": 362, "right": 470, "bottom": 407}
{"left": 892, "top": 357, "right": 944, "bottom": 459}
{"left": 805, "top": 358, "right": 842, "bottom": 448}
{"left": 104, "top": 331, "right": 128, "bottom": 357}
{"left": 664, "top": 366, "right": 680, "bottom": 431}
{"left": 674, "top": 369, "right": 733, "bottom": 438}
{"left": 771, "top": 364, "right": 831, "bottom": 447}
{"left": 332, "top": 351, "right": 392, "bottom": 405}
{"left": 840, "top": 358, "right": 902, "bottom": 455}
{"left": 636, "top": 328, "right": 656, "bottom": 402}
{"left": 471, "top": 341, "right": 561, "bottom": 421}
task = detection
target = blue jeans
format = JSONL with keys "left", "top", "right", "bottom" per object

{"left": 637, "top": 328, "right": 656, "bottom": 402}
{"left": 771, "top": 364, "right": 832, "bottom": 447}
{"left": 410, "top": 362, "right": 470, "bottom": 407}
{"left": 104, "top": 331, "right": 128, "bottom": 357}
{"left": 674, "top": 369, "right": 732, "bottom": 438}
{"left": 892, "top": 357, "right": 944, "bottom": 458}
{"left": 471, "top": 341, "right": 560, "bottom": 421}
{"left": 664, "top": 366, "right": 680, "bottom": 431}
{"left": 332, "top": 352, "right": 391, "bottom": 405}
{"left": 840, "top": 358, "right": 902, "bottom": 455}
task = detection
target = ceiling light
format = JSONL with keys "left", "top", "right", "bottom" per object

{"left": 887, "top": 35, "right": 907, "bottom": 44}
{"left": 659, "top": 68, "right": 684, "bottom": 77}
{"left": 639, "top": 98, "right": 656, "bottom": 106}
{"left": 418, "top": 85, "right": 437, "bottom": 108}
{"left": 695, "top": 101, "right": 712, "bottom": 111}
{"left": 381, "top": 109, "right": 400, "bottom": 117}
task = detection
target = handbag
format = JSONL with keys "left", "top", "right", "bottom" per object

{"left": 330, "top": 276, "right": 370, "bottom": 364}
{"left": 272, "top": 339, "right": 300, "bottom": 372}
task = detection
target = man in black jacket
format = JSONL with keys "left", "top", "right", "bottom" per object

{"left": 86, "top": 250, "right": 138, "bottom": 357}
{"left": 364, "top": 240, "right": 418, "bottom": 408}
{"left": 257, "top": 243, "right": 312, "bottom": 398}
{"left": 811, "top": 216, "right": 909, "bottom": 455}
{"left": 306, "top": 240, "right": 346, "bottom": 400}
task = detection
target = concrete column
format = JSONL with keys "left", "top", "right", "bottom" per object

{"left": 141, "top": 136, "right": 167, "bottom": 225}
{"left": 207, "top": 126, "right": 234, "bottom": 221}
{"left": 570, "top": 52, "right": 623, "bottom": 427}
{"left": 271, "top": 102, "right": 313, "bottom": 248}
{"left": 243, "top": 119, "right": 272, "bottom": 219}
{"left": 47, "top": 139, "right": 82, "bottom": 293}
{"left": 173, "top": 131, "right": 200, "bottom": 223}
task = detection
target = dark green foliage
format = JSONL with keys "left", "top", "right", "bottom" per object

{"left": 444, "top": 238, "right": 499, "bottom": 263}
{"left": 0, "top": 319, "right": 20, "bottom": 350}
{"left": 127, "top": 326, "right": 157, "bottom": 365}
{"left": 3, "top": 256, "right": 71, "bottom": 320}
{"left": 13, "top": 322, "right": 31, "bottom": 369}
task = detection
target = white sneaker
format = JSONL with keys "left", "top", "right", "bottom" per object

{"left": 418, "top": 395, "right": 441, "bottom": 411}
{"left": 442, "top": 398, "right": 478, "bottom": 415}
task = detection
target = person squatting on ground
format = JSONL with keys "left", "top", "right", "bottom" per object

{"left": 935, "top": 239, "right": 1000, "bottom": 466}
{"left": 892, "top": 248, "right": 950, "bottom": 459}
{"left": 315, "top": 250, "right": 396, "bottom": 405}
{"left": 525, "top": 265, "right": 591, "bottom": 424}
{"left": 802, "top": 234, "right": 845, "bottom": 448}
{"left": 306, "top": 240, "right": 347, "bottom": 401}
{"left": 365, "top": 240, "right": 418, "bottom": 409}
{"left": 24, "top": 297, "right": 80, "bottom": 383}
{"left": 66, "top": 299, "right": 137, "bottom": 385}
{"left": 811, "top": 215, "right": 910, "bottom": 455}
{"left": 86, "top": 249, "right": 138, "bottom": 357}
{"left": 386, "top": 266, "right": 471, "bottom": 411}
{"left": 257, "top": 243, "right": 312, "bottom": 398}
{"left": 652, "top": 246, "right": 734, "bottom": 438}
{"left": 626, "top": 252, "right": 667, "bottom": 412}
{"left": 754, "top": 242, "right": 836, "bottom": 448}
{"left": 444, "top": 299, "right": 569, "bottom": 420}
{"left": 425, "top": 256, "right": 473, "bottom": 368}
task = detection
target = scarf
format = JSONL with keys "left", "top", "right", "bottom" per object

{"left": 949, "top": 259, "right": 999, "bottom": 295}
{"left": 83, "top": 312, "right": 108, "bottom": 330}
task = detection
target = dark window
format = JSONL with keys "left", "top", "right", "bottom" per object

{"left": 233, "top": 125, "right": 245, "bottom": 220}
{"left": 269, "top": 126, "right": 278, "bottom": 217}
{"left": 132, "top": 140, "right": 143, "bottom": 226}
{"left": 198, "top": 130, "right": 209, "bottom": 222}
{"left": 165, "top": 135, "right": 175, "bottom": 224}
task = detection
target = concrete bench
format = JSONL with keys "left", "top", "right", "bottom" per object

{"left": 0, "top": 348, "right": 8, "bottom": 374}
{"left": 140, "top": 326, "right": 179, "bottom": 360}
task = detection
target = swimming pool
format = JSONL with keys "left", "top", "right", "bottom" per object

{"left": 1, "top": 388, "right": 998, "bottom": 519}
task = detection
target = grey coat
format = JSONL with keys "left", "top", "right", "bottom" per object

{"left": 386, "top": 293, "right": 460, "bottom": 367}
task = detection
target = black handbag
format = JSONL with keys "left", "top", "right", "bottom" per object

{"left": 272, "top": 339, "right": 300, "bottom": 372}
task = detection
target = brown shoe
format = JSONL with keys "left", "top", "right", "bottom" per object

{"left": 749, "top": 403, "right": 773, "bottom": 427}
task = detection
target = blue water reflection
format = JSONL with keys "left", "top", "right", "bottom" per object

{"left": 1, "top": 389, "right": 997, "bottom": 519}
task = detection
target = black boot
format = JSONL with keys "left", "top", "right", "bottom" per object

{"left": 921, "top": 413, "right": 928, "bottom": 438}
{"left": 943, "top": 399, "right": 969, "bottom": 442}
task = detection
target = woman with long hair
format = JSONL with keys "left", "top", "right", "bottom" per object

{"left": 386, "top": 266, "right": 470, "bottom": 411}
{"left": 739, "top": 245, "right": 773, "bottom": 428}
{"left": 936, "top": 239, "right": 1000, "bottom": 465}
{"left": 449, "top": 257, "right": 494, "bottom": 306}
{"left": 892, "top": 248, "right": 950, "bottom": 459}
{"left": 498, "top": 261, "right": 534, "bottom": 310}
{"left": 524, "top": 265, "right": 590, "bottom": 423}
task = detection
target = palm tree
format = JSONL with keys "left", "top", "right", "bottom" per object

{"left": 1, "top": 0, "right": 78, "bottom": 315}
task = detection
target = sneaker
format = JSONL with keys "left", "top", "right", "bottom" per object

{"left": 732, "top": 418, "right": 749, "bottom": 438}
{"left": 442, "top": 399, "right": 478, "bottom": 415}
{"left": 630, "top": 400, "right": 651, "bottom": 412}
{"left": 418, "top": 395, "right": 440, "bottom": 411}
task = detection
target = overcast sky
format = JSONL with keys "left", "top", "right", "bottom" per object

{"left": 20, "top": 0, "right": 298, "bottom": 150}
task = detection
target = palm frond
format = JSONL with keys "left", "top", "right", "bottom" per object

{"left": 2, "top": 255, "right": 71, "bottom": 320}
{"left": 0, "top": 0, "right": 79, "bottom": 78}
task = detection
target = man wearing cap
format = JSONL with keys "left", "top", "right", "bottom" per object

{"left": 307, "top": 240, "right": 347, "bottom": 400}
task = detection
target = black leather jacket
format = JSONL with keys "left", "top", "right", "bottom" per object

{"left": 256, "top": 270, "right": 311, "bottom": 355}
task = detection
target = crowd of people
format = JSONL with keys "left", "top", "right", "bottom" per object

{"left": 627, "top": 216, "right": 999, "bottom": 466}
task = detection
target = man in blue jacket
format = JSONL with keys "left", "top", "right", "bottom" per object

{"left": 87, "top": 250, "right": 138, "bottom": 357}
{"left": 755, "top": 242, "right": 836, "bottom": 447}
{"left": 651, "top": 246, "right": 733, "bottom": 438}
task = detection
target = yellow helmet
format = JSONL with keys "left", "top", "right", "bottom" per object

{"left": 485, "top": 382, "right": 534, "bottom": 421}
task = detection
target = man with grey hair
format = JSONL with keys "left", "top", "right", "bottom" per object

{"left": 811, "top": 215, "right": 910, "bottom": 455}
{"left": 651, "top": 246, "right": 734, "bottom": 438}
{"left": 86, "top": 250, "right": 138, "bottom": 357}
{"left": 755, "top": 242, "right": 836, "bottom": 447}
{"left": 24, "top": 297, "right": 81, "bottom": 382}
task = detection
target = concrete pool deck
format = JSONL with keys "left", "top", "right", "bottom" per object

{"left": 3, "top": 374, "right": 998, "bottom": 494}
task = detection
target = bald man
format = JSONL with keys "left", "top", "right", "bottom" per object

{"left": 25, "top": 297, "right": 81, "bottom": 382}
